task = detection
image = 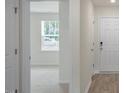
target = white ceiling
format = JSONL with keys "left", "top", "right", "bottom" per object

{"left": 92, "top": 0, "right": 119, "bottom": 7}
{"left": 30, "top": 0, "right": 119, "bottom": 13}
{"left": 30, "top": 1, "right": 59, "bottom": 13}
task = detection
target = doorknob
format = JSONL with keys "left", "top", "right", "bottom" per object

{"left": 100, "top": 42, "right": 103, "bottom": 46}
{"left": 100, "top": 42, "right": 103, "bottom": 50}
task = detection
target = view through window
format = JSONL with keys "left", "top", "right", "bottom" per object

{"left": 41, "top": 21, "right": 59, "bottom": 51}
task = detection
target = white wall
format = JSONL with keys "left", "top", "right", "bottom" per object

{"left": 59, "top": 0, "right": 81, "bottom": 93}
{"left": 30, "top": 1, "right": 59, "bottom": 13}
{"left": 30, "top": 13, "right": 59, "bottom": 66}
{"left": 80, "top": 0, "right": 95, "bottom": 92}
{"left": 94, "top": 6, "right": 119, "bottom": 71}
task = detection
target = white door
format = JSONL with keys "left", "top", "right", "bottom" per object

{"left": 5, "top": 0, "right": 19, "bottom": 93}
{"left": 99, "top": 17, "right": 119, "bottom": 71}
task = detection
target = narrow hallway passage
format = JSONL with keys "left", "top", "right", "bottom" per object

{"left": 88, "top": 74, "right": 119, "bottom": 93}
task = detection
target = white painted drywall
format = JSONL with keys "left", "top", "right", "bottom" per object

{"left": 59, "top": 0, "right": 81, "bottom": 93}
{"left": 30, "top": 13, "right": 59, "bottom": 66}
{"left": 30, "top": 1, "right": 59, "bottom": 13}
{"left": 92, "top": 0, "right": 119, "bottom": 7}
{"left": 80, "top": 0, "right": 95, "bottom": 92}
{"left": 94, "top": 6, "right": 119, "bottom": 72}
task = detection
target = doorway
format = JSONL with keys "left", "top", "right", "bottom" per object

{"left": 30, "top": 1, "right": 60, "bottom": 93}
{"left": 30, "top": 1, "right": 69, "bottom": 93}
{"left": 11, "top": 0, "right": 80, "bottom": 92}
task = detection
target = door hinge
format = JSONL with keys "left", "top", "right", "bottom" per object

{"left": 15, "top": 89, "right": 18, "bottom": 93}
{"left": 15, "top": 49, "right": 18, "bottom": 55}
{"left": 93, "top": 20, "right": 95, "bottom": 24}
{"left": 93, "top": 64, "right": 95, "bottom": 68}
{"left": 29, "top": 56, "right": 31, "bottom": 60}
{"left": 14, "top": 7, "right": 18, "bottom": 14}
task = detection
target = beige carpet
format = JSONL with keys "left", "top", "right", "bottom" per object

{"left": 88, "top": 74, "right": 119, "bottom": 93}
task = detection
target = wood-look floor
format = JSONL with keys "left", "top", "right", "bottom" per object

{"left": 88, "top": 74, "right": 119, "bottom": 93}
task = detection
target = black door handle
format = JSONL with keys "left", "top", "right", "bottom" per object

{"left": 100, "top": 42, "right": 103, "bottom": 46}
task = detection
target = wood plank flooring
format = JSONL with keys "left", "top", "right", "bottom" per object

{"left": 88, "top": 74, "right": 119, "bottom": 93}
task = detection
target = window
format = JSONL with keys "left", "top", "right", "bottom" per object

{"left": 41, "top": 20, "right": 59, "bottom": 51}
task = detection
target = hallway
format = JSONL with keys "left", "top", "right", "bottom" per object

{"left": 88, "top": 74, "right": 119, "bottom": 93}
{"left": 5, "top": 0, "right": 119, "bottom": 93}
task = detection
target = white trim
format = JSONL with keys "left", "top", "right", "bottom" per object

{"left": 19, "top": 0, "right": 30, "bottom": 93}
{"left": 69, "top": 0, "right": 80, "bottom": 93}
{"left": 84, "top": 79, "right": 92, "bottom": 93}
{"left": 59, "top": 80, "right": 70, "bottom": 85}
{"left": 99, "top": 71, "right": 119, "bottom": 74}
{"left": 93, "top": 70, "right": 100, "bottom": 75}
{"left": 93, "top": 70, "right": 119, "bottom": 75}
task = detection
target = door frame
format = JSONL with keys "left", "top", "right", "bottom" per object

{"left": 19, "top": 0, "right": 31, "bottom": 93}
{"left": 19, "top": 0, "right": 80, "bottom": 93}
{"left": 98, "top": 16, "right": 119, "bottom": 72}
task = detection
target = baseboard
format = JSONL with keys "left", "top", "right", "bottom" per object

{"left": 59, "top": 81, "right": 69, "bottom": 93}
{"left": 84, "top": 79, "right": 92, "bottom": 93}
{"left": 99, "top": 71, "right": 119, "bottom": 74}
{"left": 93, "top": 70, "right": 119, "bottom": 74}
{"left": 93, "top": 70, "right": 100, "bottom": 75}
{"left": 59, "top": 80, "right": 69, "bottom": 85}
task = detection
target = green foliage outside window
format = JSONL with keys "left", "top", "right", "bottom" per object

{"left": 44, "top": 21, "right": 59, "bottom": 36}
{"left": 42, "top": 21, "right": 59, "bottom": 42}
